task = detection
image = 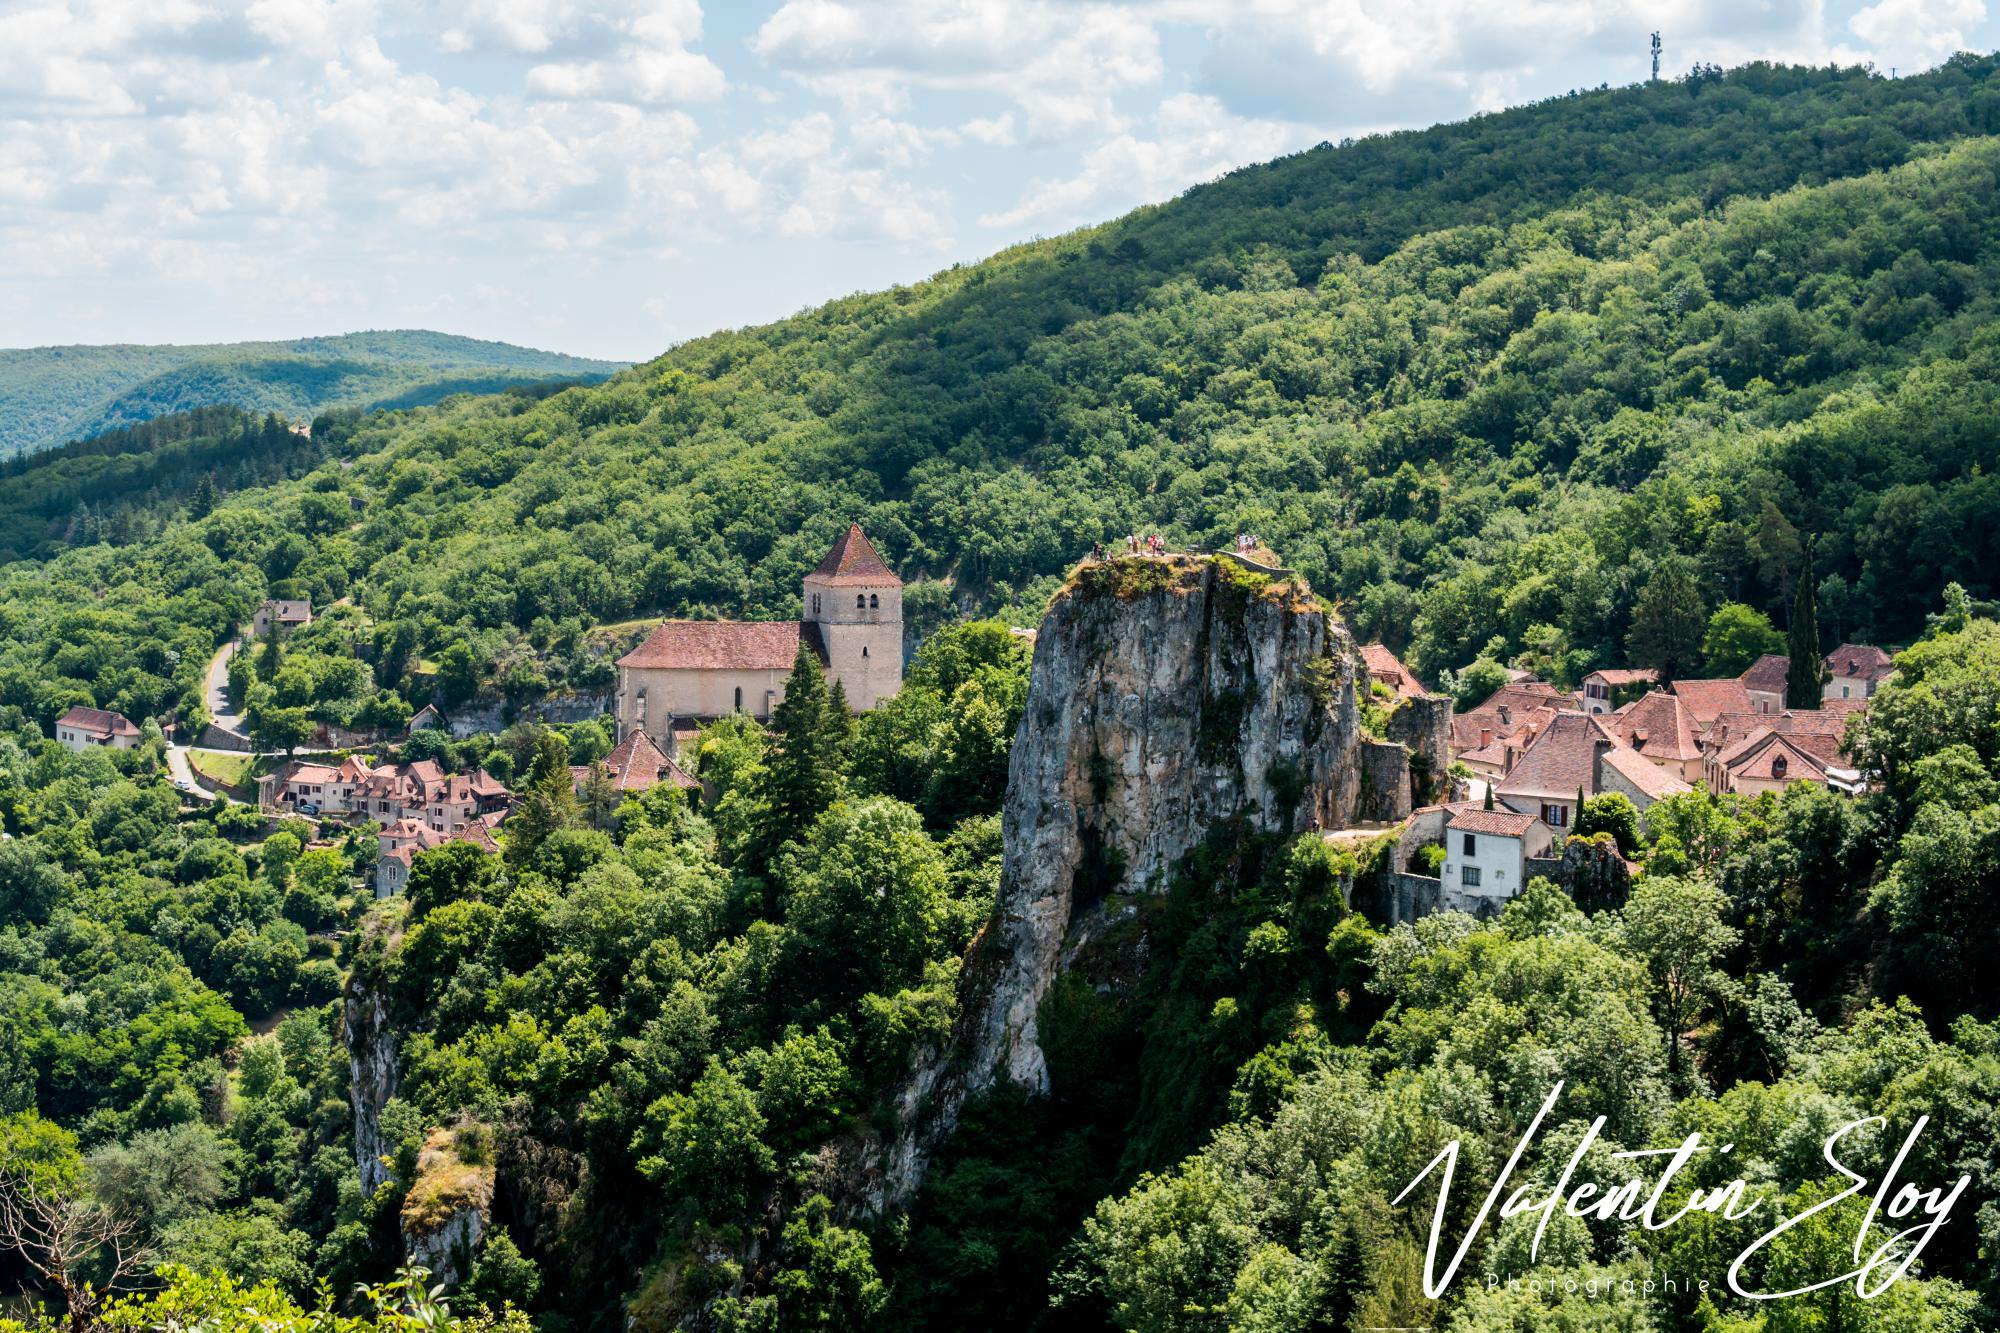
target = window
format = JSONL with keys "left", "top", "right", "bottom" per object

{"left": 1461, "top": 833, "right": 1476, "bottom": 855}
{"left": 1772, "top": 755, "right": 1788, "bottom": 779}
{"left": 812, "top": 594, "right": 820, "bottom": 614}
{"left": 856, "top": 594, "right": 866, "bottom": 609}
{"left": 1841, "top": 685, "right": 1851, "bottom": 698}
{"left": 862, "top": 646, "right": 869, "bottom": 658}
{"left": 1541, "top": 803, "right": 1568, "bottom": 827}
{"left": 869, "top": 593, "right": 879, "bottom": 609}
{"left": 1461, "top": 866, "right": 1482, "bottom": 887}
{"left": 734, "top": 686, "right": 743, "bottom": 711}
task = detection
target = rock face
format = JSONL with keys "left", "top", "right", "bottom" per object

{"left": 345, "top": 921, "right": 402, "bottom": 1195}
{"left": 882, "top": 555, "right": 1394, "bottom": 1204}
{"left": 400, "top": 1126, "right": 495, "bottom": 1287}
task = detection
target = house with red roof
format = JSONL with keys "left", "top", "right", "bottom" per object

{"left": 1441, "top": 806, "right": 1554, "bottom": 909}
{"left": 1358, "top": 644, "right": 1430, "bottom": 700}
{"left": 1577, "top": 667, "right": 1658, "bottom": 715}
{"left": 1824, "top": 642, "right": 1895, "bottom": 702}
{"left": 54, "top": 705, "right": 142, "bottom": 752}
{"left": 571, "top": 729, "right": 701, "bottom": 800}
{"left": 1667, "top": 678, "right": 1754, "bottom": 729}
{"left": 260, "top": 755, "right": 509, "bottom": 829}
{"left": 374, "top": 819, "right": 499, "bottom": 898}
{"left": 1603, "top": 690, "right": 1705, "bottom": 784}
{"left": 615, "top": 524, "right": 903, "bottom": 751}
{"left": 1739, "top": 653, "right": 1791, "bottom": 714}
{"left": 1495, "top": 711, "right": 1693, "bottom": 830}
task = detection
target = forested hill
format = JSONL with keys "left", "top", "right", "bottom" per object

{"left": 0, "top": 330, "right": 625, "bottom": 457}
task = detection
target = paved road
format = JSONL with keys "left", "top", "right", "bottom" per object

{"left": 165, "top": 744, "right": 218, "bottom": 802}
{"left": 203, "top": 637, "right": 243, "bottom": 733}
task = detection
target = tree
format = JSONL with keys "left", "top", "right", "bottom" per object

{"left": 777, "top": 798, "right": 949, "bottom": 1011}
{"left": 1701, "top": 601, "right": 1783, "bottom": 676}
{"left": 1619, "top": 874, "right": 1738, "bottom": 1079}
{"left": 749, "top": 646, "right": 851, "bottom": 870}
{"left": 1575, "top": 792, "right": 1641, "bottom": 857}
{"left": 1627, "top": 557, "right": 1705, "bottom": 680}
{"left": 504, "top": 729, "right": 580, "bottom": 868}
{"left": 1786, "top": 534, "right": 1823, "bottom": 710}
{"left": 186, "top": 475, "right": 217, "bottom": 522}
{"left": 0, "top": 1112, "right": 152, "bottom": 1330}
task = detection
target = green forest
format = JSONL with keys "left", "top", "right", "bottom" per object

{"left": 0, "top": 331, "right": 625, "bottom": 459}
{"left": 3, "top": 54, "right": 2000, "bottom": 1333}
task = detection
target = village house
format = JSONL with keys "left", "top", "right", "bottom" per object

{"left": 1702, "top": 701, "right": 1868, "bottom": 797}
{"left": 616, "top": 524, "right": 903, "bottom": 753}
{"left": 1739, "top": 654, "right": 1790, "bottom": 714}
{"left": 571, "top": 729, "right": 700, "bottom": 801}
{"left": 252, "top": 598, "right": 313, "bottom": 636}
{"left": 1666, "top": 677, "right": 1754, "bottom": 730}
{"left": 406, "top": 703, "right": 448, "bottom": 733}
{"left": 1495, "top": 711, "right": 1692, "bottom": 830}
{"left": 1577, "top": 667, "right": 1658, "bottom": 715}
{"left": 260, "top": 755, "right": 509, "bottom": 831}
{"left": 374, "top": 819, "right": 499, "bottom": 898}
{"left": 1824, "top": 642, "right": 1895, "bottom": 701}
{"left": 1441, "top": 806, "right": 1555, "bottom": 907}
{"left": 1359, "top": 643, "right": 1430, "bottom": 700}
{"left": 1603, "top": 690, "right": 1705, "bottom": 784}
{"left": 54, "top": 705, "right": 141, "bottom": 752}
{"left": 1449, "top": 681, "right": 1572, "bottom": 783}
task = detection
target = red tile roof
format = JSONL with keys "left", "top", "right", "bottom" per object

{"left": 1601, "top": 745, "right": 1693, "bottom": 800}
{"left": 1496, "top": 712, "right": 1619, "bottom": 801}
{"left": 1447, "top": 808, "right": 1540, "bottom": 837}
{"left": 1668, "top": 678, "right": 1753, "bottom": 726}
{"left": 617, "top": 620, "right": 807, "bottom": 671}
{"left": 1721, "top": 730, "right": 1830, "bottom": 785}
{"left": 807, "top": 524, "right": 899, "bottom": 587}
{"left": 1826, "top": 642, "right": 1895, "bottom": 681}
{"left": 57, "top": 705, "right": 139, "bottom": 737}
{"left": 1606, "top": 690, "right": 1701, "bottom": 763}
{"left": 1740, "top": 653, "right": 1791, "bottom": 694}
{"left": 1359, "top": 643, "right": 1429, "bottom": 699}
{"left": 597, "top": 729, "right": 700, "bottom": 793}
{"left": 1585, "top": 668, "right": 1659, "bottom": 687}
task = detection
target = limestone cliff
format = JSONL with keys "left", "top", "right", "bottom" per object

{"left": 881, "top": 554, "right": 1404, "bottom": 1204}
{"left": 344, "top": 912, "right": 403, "bottom": 1195}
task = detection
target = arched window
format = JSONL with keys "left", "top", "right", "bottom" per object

{"left": 855, "top": 594, "right": 866, "bottom": 609}
{"left": 734, "top": 686, "right": 743, "bottom": 711}
{"left": 862, "top": 646, "right": 870, "bottom": 658}
{"left": 1771, "top": 754, "right": 1788, "bottom": 779}
{"left": 869, "top": 593, "right": 879, "bottom": 609}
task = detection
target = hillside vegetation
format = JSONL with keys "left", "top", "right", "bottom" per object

{"left": 0, "top": 330, "right": 625, "bottom": 457}
{"left": 6, "top": 57, "right": 2000, "bottom": 1333}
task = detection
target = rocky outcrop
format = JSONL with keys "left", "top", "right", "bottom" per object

{"left": 345, "top": 914, "right": 403, "bottom": 1195}
{"left": 880, "top": 554, "right": 1396, "bottom": 1205}
{"left": 1385, "top": 692, "right": 1453, "bottom": 809}
{"left": 401, "top": 1126, "right": 495, "bottom": 1287}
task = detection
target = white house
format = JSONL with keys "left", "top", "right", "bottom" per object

{"left": 54, "top": 705, "right": 141, "bottom": 752}
{"left": 1824, "top": 643, "right": 1894, "bottom": 702}
{"left": 1441, "top": 807, "right": 1554, "bottom": 910}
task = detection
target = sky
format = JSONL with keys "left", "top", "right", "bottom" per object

{"left": 2, "top": 0, "right": 1995, "bottom": 362}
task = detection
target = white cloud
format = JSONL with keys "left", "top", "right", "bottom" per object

{"left": 1849, "top": 0, "right": 1985, "bottom": 69}
{"left": 752, "top": 0, "right": 1165, "bottom": 139}
{"left": 980, "top": 92, "right": 1306, "bottom": 232}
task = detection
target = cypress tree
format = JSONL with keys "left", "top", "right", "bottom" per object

{"left": 1786, "top": 535, "right": 1823, "bottom": 710}
{"left": 751, "top": 645, "right": 849, "bottom": 869}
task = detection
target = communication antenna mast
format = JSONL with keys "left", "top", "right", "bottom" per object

{"left": 1650, "top": 32, "right": 1662, "bottom": 82}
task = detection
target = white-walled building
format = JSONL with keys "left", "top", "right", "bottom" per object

{"left": 1441, "top": 807, "right": 1554, "bottom": 908}
{"left": 54, "top": 705, "right": 141, "bottom": 752}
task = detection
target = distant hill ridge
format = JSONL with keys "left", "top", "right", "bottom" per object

{"left": 0, "top": 329, "right": 628, "bottom": 456}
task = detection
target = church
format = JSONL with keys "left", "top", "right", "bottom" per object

{"left": 615, "top": 524, "right": 903, "bottom": 752}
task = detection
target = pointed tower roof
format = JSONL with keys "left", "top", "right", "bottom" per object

{"left": 807, "top": 523, "right": 899, "bottom": 587}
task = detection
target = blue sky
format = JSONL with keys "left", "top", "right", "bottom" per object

{"left": 1, "top": 0, "right": 1993, "bottom": 362}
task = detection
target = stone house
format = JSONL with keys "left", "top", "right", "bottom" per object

{"left": 1824, "top": 643, "right": 1895, "bottom": 702}
{"left": 1441, "top": 807, "right": 1554, "bottom": 909}
{"left": 1577, "top": 668, "right": 1657, "bottom": 715}
{"left": 1739, "top": 654, "right": 1790, "bottom": 714}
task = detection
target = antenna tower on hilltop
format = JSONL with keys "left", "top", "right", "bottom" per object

{"left": 1651, "top": 32, "right": 1662, "bottom": 82}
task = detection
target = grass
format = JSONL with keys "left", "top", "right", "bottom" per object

{"left": 188, "top": 749, "right": 257, "bottom": 788}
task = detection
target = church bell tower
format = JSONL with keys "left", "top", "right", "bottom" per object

{"left": 802, "top": 523, "right": 903, "bottom": 711}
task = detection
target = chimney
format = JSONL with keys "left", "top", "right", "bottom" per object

{"left": 1591, "top": 738, "right": 1613, "bottom": 792}
{"left": 1479, "top": 727, "right": 1493, "bottom": 748}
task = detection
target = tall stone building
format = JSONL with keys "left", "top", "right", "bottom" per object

{"left": 616, "top": 523, "right": 903, "bottom": 751}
